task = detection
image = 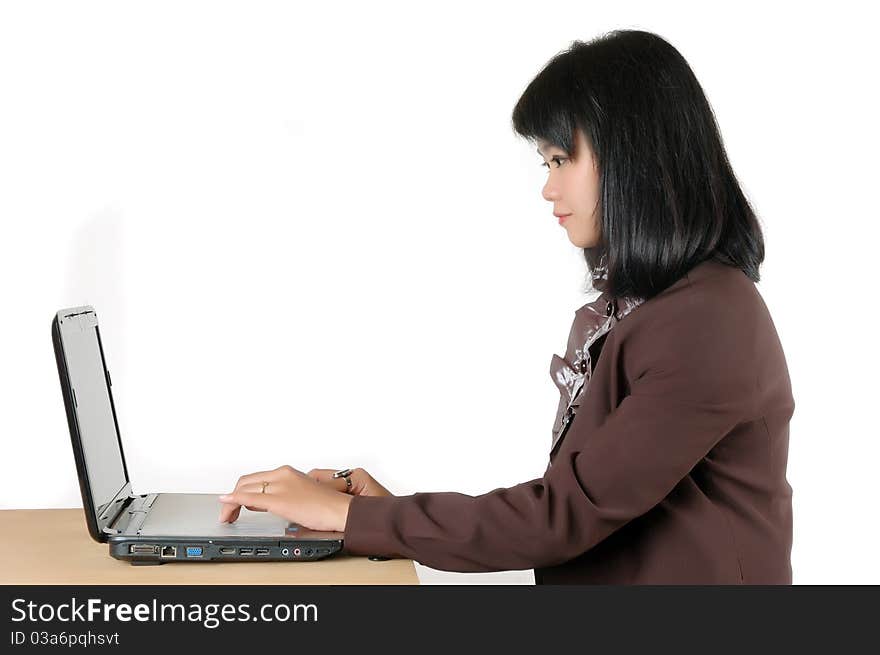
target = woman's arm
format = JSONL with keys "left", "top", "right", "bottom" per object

{"left": 342, "top": 297, "right": 759, "bottom": 572}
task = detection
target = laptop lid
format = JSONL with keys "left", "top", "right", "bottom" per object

{"left": 53, "top": 305, "right": 346, "bottom": 551}
{"left": 52, "top": 306, "right": 133, "bottom": 543}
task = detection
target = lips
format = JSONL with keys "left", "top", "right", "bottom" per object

{"left": 555, "top": 213, "right": 571, "bottom": 225}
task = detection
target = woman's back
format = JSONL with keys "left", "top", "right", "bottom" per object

{"left": 537, "top": 258, "right": 795, "bottom": 584}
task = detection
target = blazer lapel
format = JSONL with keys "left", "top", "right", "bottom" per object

{"left": 548, "top": 292, "right": 645, "bottom": 455}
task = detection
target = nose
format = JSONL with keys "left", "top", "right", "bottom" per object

{"left": 542, "top": 176, "right": 559, "bottom": 202}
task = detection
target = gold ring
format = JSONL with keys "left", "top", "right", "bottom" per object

{"left": 261, "top": 481, "right": 269, "bottom": 494}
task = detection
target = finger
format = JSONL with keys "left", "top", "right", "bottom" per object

{"left": 218, "top": 469, "right": 274, "bottom": 521}
{"left": 219, "top": 494, "right": 272, "bottom": 523}
{"left": 307, "top": 469, "right": 351, "bottom": 494}
{"left": 220, "top": 466, "right": 299, "bottom": 522}
{"left": 219, "top": 482, "right": 284, "bottom": 521}
{"left": 218, "top": 499, "right": 242, "bottom": 523}
{"left": 306, "top": 468, "right": 338, "bottom": 483}
{"left": 232, "top": 466, "right": 294, "bottom": 492}
{"left": 218, "top": 493, "right": 273, "bottom": 521}
{"left": 219, "top": 491, "right": 279, "bottom": 518}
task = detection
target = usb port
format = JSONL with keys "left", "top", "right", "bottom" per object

{"left": 219, "top": 547, "right": 235, "bottom": 555}
{"left": 255, "top": 548, "right": 270, "bottom": 556}
{"left": 239, "top": 548, "right": 254, "bottom": 555}
{"left": 185, "top": 546, "right": 203, "bottom": 557}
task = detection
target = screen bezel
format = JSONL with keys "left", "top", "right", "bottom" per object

{"left": 52, "top": 306, "right": 132, "bottom": 543}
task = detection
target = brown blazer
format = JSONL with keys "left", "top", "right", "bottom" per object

{"left": 342, "top": 259, "right": 795, "bottom": 584}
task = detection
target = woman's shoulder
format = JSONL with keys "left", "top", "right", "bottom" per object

{"left": 594, "top": 259, "right": 787, "bottom": 420}
{"left": 618, "top": 259, "right": 762, "bottom": 332}
{"left": 612, "top": 259, "right": 772, "bottom": 375}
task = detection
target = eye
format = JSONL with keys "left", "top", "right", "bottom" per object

{"left": 540, "top": 156, "right": 568, "bottom": 169}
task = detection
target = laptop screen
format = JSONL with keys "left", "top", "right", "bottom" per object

{"left": 55, "top": 309, "right": 128, "bottom": 522}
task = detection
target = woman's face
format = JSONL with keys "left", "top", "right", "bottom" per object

{"left": 537, "top": 128, "right": 601, "bottom": 248}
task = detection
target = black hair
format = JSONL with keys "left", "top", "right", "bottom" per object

{"left": 511, "top": 29, "right": 765, "bottom": 301}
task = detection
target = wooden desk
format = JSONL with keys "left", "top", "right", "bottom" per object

{"left": 0, "top": 508, "right": 419, "bottom": 585}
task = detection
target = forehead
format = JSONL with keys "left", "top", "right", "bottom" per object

{"left": 536, "top": 140, "right": 567, "bottom": 155}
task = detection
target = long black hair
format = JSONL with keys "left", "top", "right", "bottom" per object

{"left": 512, "top": 29, "right": 764, "bottom": 301}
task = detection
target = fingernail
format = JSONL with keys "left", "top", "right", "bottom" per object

{"left": 219, "top": 494, "right": 231, "bottom": 501}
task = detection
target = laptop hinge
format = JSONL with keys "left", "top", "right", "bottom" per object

{"left": 110, "top": 493, "right": 159, "bottom": 535}
{"left": 125, "top": 493, "right": 158, "bottom": 514}
{"left": 126, "top": 511, "right": 150, "bottom": 535}
{"left": 99, "top": 484, "right": 137, "bottom": 530}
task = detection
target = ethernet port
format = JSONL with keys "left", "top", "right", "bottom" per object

{"left": 161, "top": 546, "right": 177, "bottom": 558}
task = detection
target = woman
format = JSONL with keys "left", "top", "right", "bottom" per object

{"left": 217, "top": 29, "right": 795, "bottom": 584}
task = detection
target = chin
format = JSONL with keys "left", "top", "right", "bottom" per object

{"left": 570, "top": 236, "right": 598, "bottom": 249}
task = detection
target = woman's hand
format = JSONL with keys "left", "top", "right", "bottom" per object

{"left": 306, "top": 467, "right": 394, "bottom": 497}
{"left": 217, "top": 465, "right": 352, "bottom": 533}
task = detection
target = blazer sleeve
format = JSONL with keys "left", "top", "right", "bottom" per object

{"left": 342, "top": 299, "right": 758, "bottom": 572}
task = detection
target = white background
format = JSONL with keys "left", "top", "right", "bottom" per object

{"left": 1, "top": 1, "right": 877, "bottom": 584}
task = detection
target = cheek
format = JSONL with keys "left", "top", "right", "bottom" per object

{"left": 563, "top": 169, "right": 595, "bottom": 211}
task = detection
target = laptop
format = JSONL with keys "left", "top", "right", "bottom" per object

{"left": 51, "top": 305, "right": 344, "bottom": 565}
